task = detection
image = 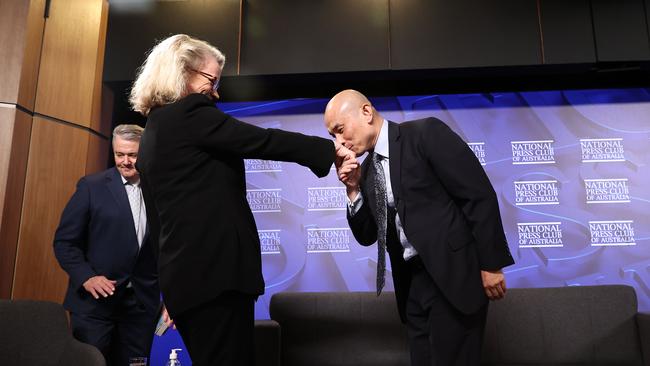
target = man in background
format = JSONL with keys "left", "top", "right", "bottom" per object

{"left": 326, "top": 90, "right": 514, "bottom": 366}
{"left": 54, "top": 124, "right": 166, "bottom": 365}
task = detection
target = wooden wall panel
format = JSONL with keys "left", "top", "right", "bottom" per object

{"left": 0, "top": 107, "right": 17, "bottom": 237}
{"left": 90, "top": 0, "right": 109, "bottom": 132}
{"left": 0, "top": 0, "right": 109, "bottom": 302}
{"left": 0, "top": 0, "right": 46, "bottom": 108}
{"left": 12, "top": 119, "right": 89, "bottom": 302}
{"left": 0, "top": 0, "right": 29, "bottom": 104}
{"left": 34, "top": 0, "right": 106, "bottom": 126}
{"left": 0, "top": 106, "right": 32, "bottom": 299}
{"left": 86, "top": 134, "right": 109, "bottom": 176}
{"left": 86, "top": 85, "right": 113, "bottom": 175}
{"left": 94, "top": 82, "right": 114, "bottom": 138}
{"left": 16, "top": 0, "right": 46, "bottom": 110}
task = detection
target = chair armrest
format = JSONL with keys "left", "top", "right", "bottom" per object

{"left": 255, "top": 319, "right": 281, "bottom": 366}
{"left": 638, "top": 313, "right": 650, "bottom": 366}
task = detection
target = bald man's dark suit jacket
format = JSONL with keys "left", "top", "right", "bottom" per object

{"left": 348, "top": 118, "right": 514, "bottom": 321}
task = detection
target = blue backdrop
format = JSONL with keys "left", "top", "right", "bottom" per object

{"left": 151, "top": 87, "right": 650, "bottom": 366}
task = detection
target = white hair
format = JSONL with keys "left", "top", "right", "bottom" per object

{"left": 112, "top": 124, "right": 144, "bottom": 142}
{"left": 129, "top": 34, "right": 226, "bottom": 116}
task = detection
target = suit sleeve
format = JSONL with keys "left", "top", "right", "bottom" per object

{"left": 53, "top": 178, "right": 97, "bottom": 290}
{"left": 422, "top": 119, "right": 513, "bottom": 270}
{"left": 191, "top": 103, "right": 335, "bottom": 178}
{"left": 347, "top": 190, "right": 378, "bottom": 247}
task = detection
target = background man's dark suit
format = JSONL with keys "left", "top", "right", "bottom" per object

{"left": 348, "top": 118, "right": 514, "bottom": 364}
{"left": 54, "top": 167, "right": 160, "bottom": 364}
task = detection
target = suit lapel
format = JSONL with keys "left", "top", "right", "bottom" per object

{"left": 361, "top": 155, "right": 377, "bottom": 214}
{"left": 106, "top": 168, "right": 140, "bottom": 252}
{"left": 106, "top": 167, "right": 129, "bottom": 211}
{"left": 363, "top": 122, "right": 402, "bottom": 219}
{"left": 388, "top": 121, "right": 402, "bottom": 204}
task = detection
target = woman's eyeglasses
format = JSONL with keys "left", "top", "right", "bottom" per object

{"left": 191, "top": 69, "right": 220, "bottom": 93}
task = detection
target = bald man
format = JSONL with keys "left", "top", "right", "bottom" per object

{"left": 325, "top": 90, "right": 514, "bottom": 366}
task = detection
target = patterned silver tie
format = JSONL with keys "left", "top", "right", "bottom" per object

{"left": 125, "top": 182, "right": 145, "bottom": 248}
{"left": 372, "top": 152, "right": 387, "bottom": 296}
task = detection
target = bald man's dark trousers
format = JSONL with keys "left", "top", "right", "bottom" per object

{"left": 405, "top": 257, "right": 488, "bottom": 366}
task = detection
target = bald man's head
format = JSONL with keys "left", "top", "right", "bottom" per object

{"left": 324, "top": 89, "right": 383, "bottom": 156}
{"left": 325, "top": 89, "right": 371, "bottom": 117}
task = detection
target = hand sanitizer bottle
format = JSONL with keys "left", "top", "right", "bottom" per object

{"left": 165, "top": 348, "right": 182, "bottom": 366}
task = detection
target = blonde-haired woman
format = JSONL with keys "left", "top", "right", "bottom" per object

{"left": 131, "top": 34, "right": 355, "bottom": 365}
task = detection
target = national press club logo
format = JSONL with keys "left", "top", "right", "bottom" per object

{"left": 247, "top": 189, "right": 282, "bottom": 212}
{"left": 307, "top": 187, "right": 347, "bottom": 211}
{"left": 511, "top": 140, "right": 555, "bottom": 165}
{"left": 245, "top": 159, "right": 282, "bottom": 173}
{"left": 589, "top": 220, "right": 636, "bottom": 246}
{"left": 514, "top": 180, "right": 559, "bottom": 206}
{"left": 306, "top": 227, "right": 351, "bottom": 253}
{"left": 584, "top": 178, "right": 630, "bottom": 204}
{"left": 580, "top": 138, "right": 625, "bottom": 162}
{"left": 517, "top": 222, "right": 563, "bottom": 248}
{"left": 467, "top": 142, "right": 486, "bottom": 165}
{"left": 258, "top": 229, "right": 281, "bottom": 255}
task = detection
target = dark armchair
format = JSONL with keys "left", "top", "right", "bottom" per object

{"left": 0, "top": 300, "right": 105, "bottom": 366}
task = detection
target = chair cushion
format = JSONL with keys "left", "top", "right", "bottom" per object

{"left": 0, "top": 300, "right": 105, "bottom": 366}
{"left": 270, "top": 291, "right": 409, "bottom": 366}
{"left": 481, "top": 285, "right": 643, "bottom": 366}
{"left": 0, "top": 300, "right": 71, "bottom": 365}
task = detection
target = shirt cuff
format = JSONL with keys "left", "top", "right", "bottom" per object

{"left": 347, "top": 190, "right": 363, "bottom": 216}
